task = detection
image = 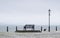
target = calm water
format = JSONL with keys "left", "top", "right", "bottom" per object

{"left": 0, "top": 25, "right": 60, "bottom": 32}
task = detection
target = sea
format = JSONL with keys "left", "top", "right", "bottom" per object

{"left": 0, "top": 25, "right": 60, "bottom": 32}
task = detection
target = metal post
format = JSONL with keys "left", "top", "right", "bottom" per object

{"left": 7, "top": 26, "right": 8, "bottom": 32}
{"left": 48, "top": 9, "right": 51, "bottom": 32}
{"left": 41, "top": 26, "right": 42, "bottom": 32}
{"left": 56, "top": 26, "right": 57, "bottom": 31}
{"left": 16, "top": 26, "right": 17, "bottom": 31}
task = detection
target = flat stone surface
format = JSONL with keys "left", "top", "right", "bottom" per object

{"left": 0, "top": 32, "right": 60, "bottom": 38}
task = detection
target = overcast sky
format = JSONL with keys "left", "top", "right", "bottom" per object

{"left": 0, "top": 0, "right": 60, "bottom": 25}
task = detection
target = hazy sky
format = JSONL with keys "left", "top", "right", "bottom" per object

{"left": 0, "top": 0, "right": 60, "bottom": 25}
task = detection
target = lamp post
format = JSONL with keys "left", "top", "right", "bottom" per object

{"left": 48, "top": 9, "right": 51, "bottom": 32}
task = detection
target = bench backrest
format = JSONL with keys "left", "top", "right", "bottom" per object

{"left": 24, "top": 25, "right": 34, "bottom": 29}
